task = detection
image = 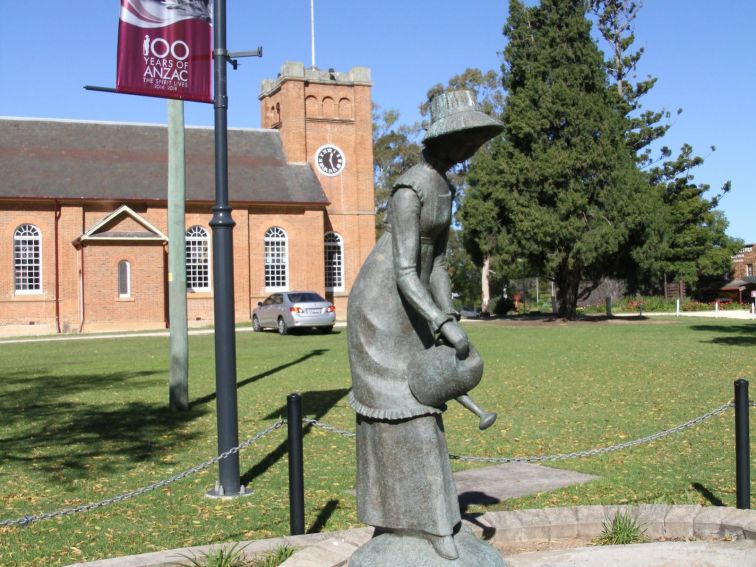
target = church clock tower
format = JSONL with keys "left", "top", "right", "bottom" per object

{"left": 259, "top": 62, "right": 375, "bottom": 311}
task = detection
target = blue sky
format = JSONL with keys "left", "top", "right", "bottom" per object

{"left": 0, "top": 1, "right": 752, "bottom": 242}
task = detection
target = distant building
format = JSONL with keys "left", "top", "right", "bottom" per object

{"left": 722, "top": 244, "right": 756, "bottom": 303}
{"left": 732, "top": 244, "right": 755, "bottom": 279}
{"left": 0, "top": 62, "right": 375, "bottom": 334}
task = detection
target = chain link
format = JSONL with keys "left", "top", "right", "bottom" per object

{"left": 303, "top": 417, "right": 356, "bottom": 438}
{"left": 2, "top": 400, "right": 753, "bottom": 529}
{"left": 449, "top": 402, "right": 735, "bottom": 463}
{"left": 0, "top": 418, "right": 284, "bottom": 529}
{"left": 305, "top": 402, "right": 744, "bottom": 463}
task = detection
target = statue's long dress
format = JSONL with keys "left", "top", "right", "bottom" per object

{"left": 347, "top": 162, "right": 461, "bottom": 537}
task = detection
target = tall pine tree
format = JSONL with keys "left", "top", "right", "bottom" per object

{"left": 468, "top": 0, "right": 647, "bottom": 319}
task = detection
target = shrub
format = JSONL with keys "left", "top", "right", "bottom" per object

{"left": 251, "top": 546, "right": 296, "bottom": 567}
{"left": 173, "top": 543, "right": 250, "bottom": 567}
{"left": 173, "top": 544, "right": 295, "bottom": 567}
{"left": 492, "top": 296, "right": 515, "bottom": 315}
{"left": 582, "top": 303, "right": 607, "bottom": 314}
{"left": 594, "top": 510, "right": 648, "bottom": 546}
{"left": 681, "top": 300, "right": 707, "bottom": 312}
{"left": 612, "top": 295, "right": 738, "bottom": 313}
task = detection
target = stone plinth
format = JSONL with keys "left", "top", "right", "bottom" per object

{"left": 348, "top": 526, "right": 505, "bottom": 567}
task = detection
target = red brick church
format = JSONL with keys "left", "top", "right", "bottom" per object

{"left": 0, "top": 62, "right": 375, "bottom": 334}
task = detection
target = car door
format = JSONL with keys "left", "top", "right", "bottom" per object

{"left": 259, "top": 295, "right": 275, "bottom": 326}
{"left": 270, "top": 293, "right": 284, "bottom": 322}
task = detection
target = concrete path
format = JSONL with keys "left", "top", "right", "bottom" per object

{"left": 623, "top": 310, "right": 756, "bottom": 320}
{"left": 507, "top": 540, "right": 756, "bottom": 567}
{"left": 275, "top": 505, "right": 756, "bottom": 567}
{"left": 67, "top": 505, "right": 756, "bottom": 566}
{"left": 454, "top": 463, "right": 599, "bottom": 509}
{"left": 0, "top": 322, "right": 347, "bottom": 344}
{"left": 2, "top": 305, "right": 752, "bottom": 343}
{"left": 460, "top": 310, "right": 755, "bottom": 322}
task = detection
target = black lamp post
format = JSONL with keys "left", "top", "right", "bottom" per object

{"left": 206, "top": 0, "right": 262, "bottom": 498}
{"left": 85, "top": 0, "right": 259, "bottom": 498}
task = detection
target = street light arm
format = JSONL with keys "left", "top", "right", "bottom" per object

{"left": 226, "top": 47, "right": 263, "bottom": 71}
{"left": 228, "top": 47, "right": 263, "bottom": 58}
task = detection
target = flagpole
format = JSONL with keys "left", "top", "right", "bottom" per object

{"left": 310, "top": 0, "right": 315, "bottom": 68}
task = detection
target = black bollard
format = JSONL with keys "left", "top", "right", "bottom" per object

{"left": 287, "top": 393, "right": 305, "bottom": 534}
{"left": 735, "top": 379, "right": 751, "bottom": 509}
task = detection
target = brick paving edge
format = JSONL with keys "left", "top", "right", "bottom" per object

{"left": 65, "top": 505, "right": 756, "bottom": 567}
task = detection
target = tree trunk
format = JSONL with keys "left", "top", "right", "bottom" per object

{"left": 481, "top": 255, "right": 491, "bottom": 314}
{"left": 556, "top": 265, "right": 581, "bottom": 320}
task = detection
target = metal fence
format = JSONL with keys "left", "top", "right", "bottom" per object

{"left": 2, "top": 396, "right": 753, "bottom": 529}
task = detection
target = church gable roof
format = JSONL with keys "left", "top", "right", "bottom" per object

{"left": 0, "top": 118, "right": 329, "bottom": 206}
{"left": 76, "top": 205, "right": 168, "bottom": 243}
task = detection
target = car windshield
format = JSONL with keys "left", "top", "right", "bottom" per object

{"left": 287, "top": 292, "right": 325, "bottom": 303}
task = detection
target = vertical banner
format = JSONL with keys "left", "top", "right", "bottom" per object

{"left": 117, "top": 0, "right": 213, "bottom": 103}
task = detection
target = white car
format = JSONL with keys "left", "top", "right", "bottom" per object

{"left": 252, "top": 291, "right": 336, "bottom": 335}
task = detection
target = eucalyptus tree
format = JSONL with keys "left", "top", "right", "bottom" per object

{"left": 591, "top": 0, "right": 741, "bottom": 293}
{"left": 372, "top": 105, "right": 422, "bottom": 234}
{"left": 422, "top": 69, "right": 507, "bottom": 313}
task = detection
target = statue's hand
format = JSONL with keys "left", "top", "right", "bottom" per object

{"left": 439, "top": 320, "right": 470, "bottom": 359}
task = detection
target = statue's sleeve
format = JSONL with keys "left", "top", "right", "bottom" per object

{"left": 429, "top": 226, "right": 459, "bottom": 320}
{"left": 390, "top": 187, "right": 453, "bottom": 332}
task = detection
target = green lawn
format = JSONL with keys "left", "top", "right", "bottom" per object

{"left": 0, "top": 318, "right": 754, "bottom": 566}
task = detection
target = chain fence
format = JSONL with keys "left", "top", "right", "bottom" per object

{"left": 303, "top": 417, "right": 356, "bottom": 438}
{"left": 448, "top": 401, "right": 736, "bottom": 463}
{"left": 1, "top": 399, "right": 753, "bottom": 528}
{"left": 0, "top": 419, "right": 285, "bottom": 529}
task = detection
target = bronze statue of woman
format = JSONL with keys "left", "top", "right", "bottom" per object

{"left": 347, "top": 90, "right": 505, "bottom": 565}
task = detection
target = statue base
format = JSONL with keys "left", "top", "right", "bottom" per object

{"left": 348, "top": 525, "right": 506, "bottom": 567}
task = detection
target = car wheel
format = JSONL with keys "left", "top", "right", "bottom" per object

{"left": 277, "top": 317, "right": 288, "bottom": 336}
{"left": 252, "top": 316, "right": 262, "bottom": 332}
{"left": 319, "top": 325, "right": 334, "bottom": 334}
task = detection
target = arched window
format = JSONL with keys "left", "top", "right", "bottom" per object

{"left": 305, "top": 95, "right": 320, "bottom": 117}
{"left": 264, "top": 227, "right": 288, "bottom": 290}
{"left": 118, "top": 260, "right": 131, "bottom": 298}
{"left": 338, "top": 97, "right": 353, "bottom": 119}
{"left": 324, "top": 232, "right": 344, "bottom": 291}
{"left": 185, "top": 226, "right": 211, "bottom": 292}
{"left": 322, "top": 96, "right": 336, "bottom": 118}
{"left": 14, "top": 224, "right": 42, "bottom": 294}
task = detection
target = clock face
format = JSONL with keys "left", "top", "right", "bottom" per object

{"left": 315, "top": 145, "right": 346, "bottom": 176}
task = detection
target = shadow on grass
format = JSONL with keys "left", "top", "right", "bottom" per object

{"left": 689, "top": 324, "right": 756, "bottom": 347}
{"left": 189, "top": 349, "right": 329, "bottom": 408}
{"left": 691, "top": 482, "right": 725, "bottom": 506}
{"left": 0, "top": 369, "right": 207, "bottom": 482}
{"left": 581, "top": 315, "right": 648, "bottom": 322}
{"left": 459, "top": 492, "right": 499, "bottom": 541}
{"left": 240, "top": 388, "right": 350, "bottom": 487}
{"left": 255, "top": 328, "right": 344, "bottom": 337}
{"left": 308, "top": 498, "right": 340, "bottom": 534}
{"left": 458, "top": 490, "right": 500, "bottom": 512}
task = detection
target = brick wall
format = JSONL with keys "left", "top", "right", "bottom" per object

{"left": 732, "top": 244, "right": 755, "bottom": 279}
{"left": 1, "top": 63, "right": 375, "bottom": 335}
{"left": 0, "top": 204, "right": 58, "bottom": 328}
{"left": 0, "top": 201, "right": 333, "bottom": 332}
{"left": 259, "top": 63, "right": 376, "bottom": 318}
{"left": 82, "top": 241, "right": 166, "bottom": 330}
